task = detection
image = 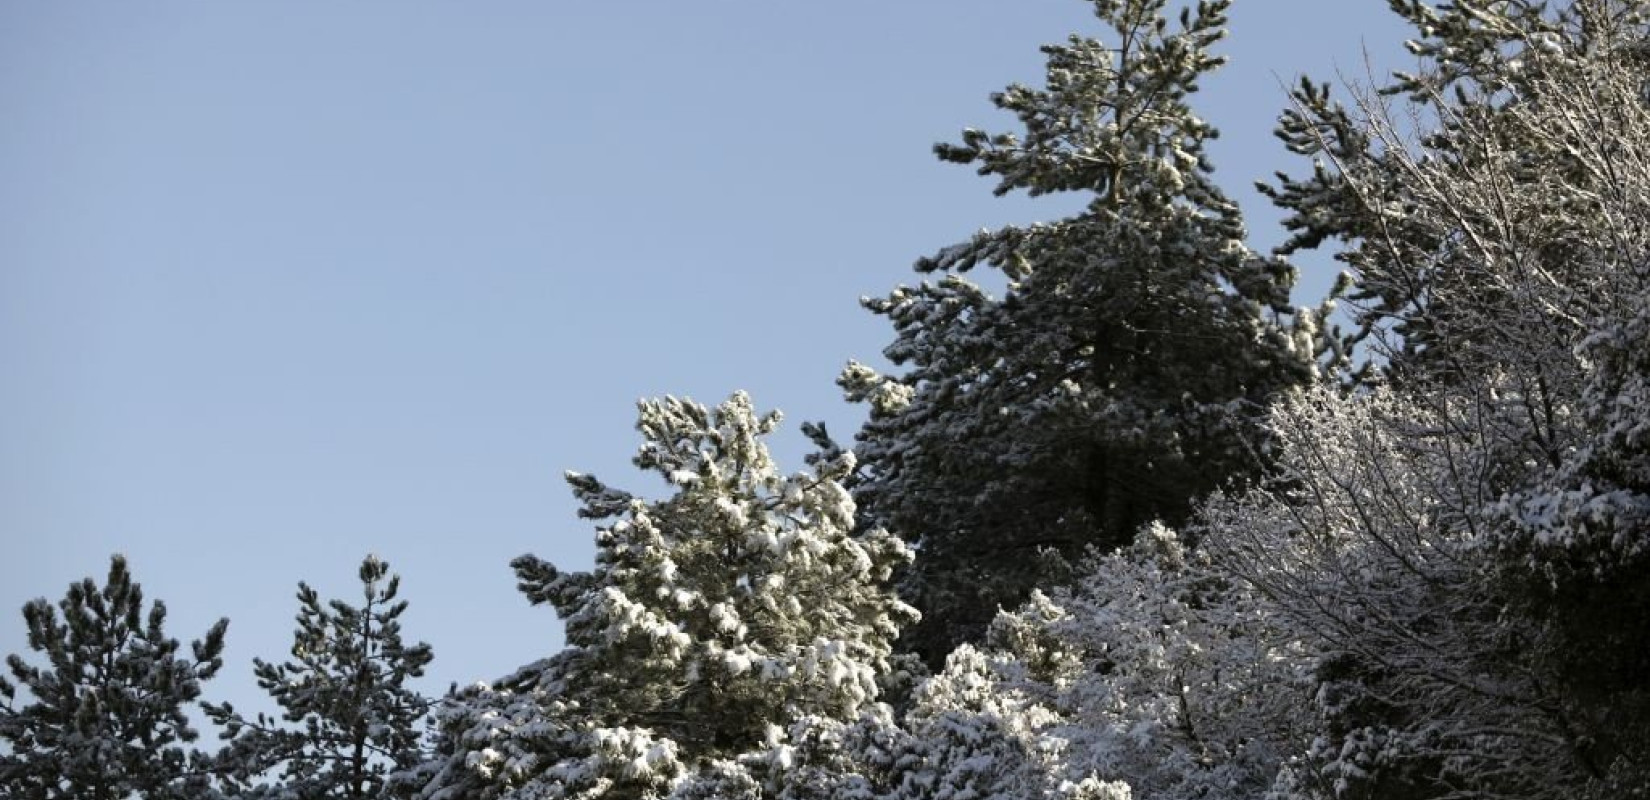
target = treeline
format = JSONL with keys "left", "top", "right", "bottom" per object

{"left": 5, "top": 1, "right": 1649, "bottom": 798}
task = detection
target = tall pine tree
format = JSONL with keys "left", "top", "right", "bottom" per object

{"left": 844, "top": 0, "right": 1315, "bottom": 664}
{"left": 207, "top": 555, "right": 435, "bottom": 799}
{"left": 0, "top": 555, "right": 228, "bottom": 800}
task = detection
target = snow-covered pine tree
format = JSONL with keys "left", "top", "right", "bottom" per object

{"left": 0, "top": 555, "right": 228, "bottom": 800}
{"left": 415, "top": 392, "right": 916, "bottom": 799}
{"left": 207, "top": 555, "right": 434, "bottom": 799}
{"left": 843, "top": 0, "right": 1316, "bottom": 665}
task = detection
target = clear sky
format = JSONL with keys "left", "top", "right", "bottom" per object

{"left": 1, "top": 1, "right": 1412, "bottom": 719}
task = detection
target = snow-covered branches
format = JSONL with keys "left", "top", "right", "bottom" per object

{"left": 847, "top": 0, "right": 1314, "bottom": 666}
{"left": 14, "top": 3, "right": 1650, "bottom": 799}
{"left": 417, "top": 393, "right": 916, "bottom": 799}
{"left": 1252, "top": 6, "right": 1650, "bottom": 791}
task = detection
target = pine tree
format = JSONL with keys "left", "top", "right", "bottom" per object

{"left": 0, "top": 554, "right": 228, "bottom": 800}
{"left": 415, "top": 392, "right": 916, "bottom": 799}
{"left": 843, "top": 0, "right": 1316, "bottom": 665}
{"left": 207, "top": 555, "right": 434, "bottom": 799}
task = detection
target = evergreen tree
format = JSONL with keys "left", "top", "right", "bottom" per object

{"left": 0, "top": 554, "right": 228, "bottom": 800}
{"left": 415, "top": 392, "right": 916, "bottom": 799}
{"left": 843, "top": 0, "right": 1316, "bottom": 665}
{"left": 207, "top": 555, "right": 435, "bottom": 799}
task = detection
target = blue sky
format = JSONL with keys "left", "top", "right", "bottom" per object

{"left": 1, "top": 1, "right": 1411, "bottom": 717}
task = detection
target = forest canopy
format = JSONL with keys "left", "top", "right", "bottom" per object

{"left": 4, "top": 1, "right": 1648, "bottom": 798}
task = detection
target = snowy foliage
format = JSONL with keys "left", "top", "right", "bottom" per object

{"left": 763, "top": 653, "right": 1133, "bottom": 800}
{"left": 1255, "top": 3, "right": 1650, "bottom": 794}
{"left": 14, "top": 3, "right": 1650, "bottom": 799}
{"left": 844, "top": 0, "right": 1316, "bottom": 663}
{"left": 207, "top": 555, "right": 435, "bottom": 799}
{"left": 1203, "top": 389, "right": 1561, "bottom": 799}
{"left": 904, "top": 523, "right": 1312, "bottom": 800}
{"left": 762, "top": 522, "right": 1304, "bottom": 800}
{"left": 0, "top": 555, "right": 228, "bottom": 800}
{"left": 415, "top": 392, "right": 916, "bottom": 799}
{"left": 998, "top": 524, "right": 1314, "bottom": 800}
{"left": 891, "top": 644, "right": 1092, "bottom": 800}
{"left": 1197, "top": 381, "right": 1648, "bottom": 800}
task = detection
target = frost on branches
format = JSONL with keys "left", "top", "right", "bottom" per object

{"left": 415, "top": 392, "right": 917, "bottom": 799}
{"left": 1206, "top": 385, "right": 1646, "bottom": 799}
{"left": 930, "top": 524, "right": 1307, "bottom": 800}
{"left": 763, "top": 646, "right": 1134, "bottom": 800}
{"left": 1205, "top": 389, "right": 1556, "bottom": 800}
{"left": 763, "top": 521, "right": 1305, "bottom": 800}
{"left": 844, "top": 0, "right": 1316, "bottom": 665}
{"left": 998, "top": 524, "right": 1313, "bottom": 800}
{"left": 1258, "top": 2, "right": 1650, "bottom": 794}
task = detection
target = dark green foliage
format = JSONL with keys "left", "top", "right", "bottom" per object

{"left": 845, "top": 0, "right": 1314, "bottom": 666}
{"left": 207, "top": 555, "right": 434, "bottom": 799}
{"left": 0, "top": 555, "right": 228, "bottom": 800}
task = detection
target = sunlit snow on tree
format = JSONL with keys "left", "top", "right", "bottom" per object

{"left": 415, "top": 392, "right": 916, "bottom": 799}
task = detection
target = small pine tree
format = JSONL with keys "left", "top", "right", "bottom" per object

{"left": 415, "top": 392, "right": 916, "bottom": 799}
{"left": 207, "top": 555, "right": 434, "bottom": 799}
{"left": 0, "top": 554, "right": 228, "bottom": 800}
